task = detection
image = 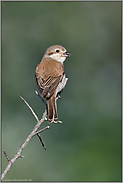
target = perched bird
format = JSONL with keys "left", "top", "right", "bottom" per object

{"left": 35, "top": 45, "right": 71, "bottom": 123}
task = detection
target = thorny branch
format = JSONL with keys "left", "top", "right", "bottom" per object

{"left": 1, "top": 95, "right": 49, "bottom": 181}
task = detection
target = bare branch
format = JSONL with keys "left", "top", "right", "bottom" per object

{"left": 3, "top": 150, "right": 10, "bottom": 162}
{"left": 1, "top": 96, "right": 48, "bottom": 181}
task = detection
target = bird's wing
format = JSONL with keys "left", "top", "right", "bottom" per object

{"left": 35, "top": 58, "right": 64, "bottom": 99}
{"left": 36, "top": 74, "right": 63, "bottom": 98}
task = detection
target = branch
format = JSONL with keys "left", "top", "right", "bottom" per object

{"left": 1, "top": 96, "right": 48, "bottom": 181}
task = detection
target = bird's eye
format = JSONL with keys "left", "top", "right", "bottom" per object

{"left": 56, "top": 49, "right": 59, "bottom": 53}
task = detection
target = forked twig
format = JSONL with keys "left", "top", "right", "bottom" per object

{"left": 1, "top": 95, "right": 49, "bottom": 181}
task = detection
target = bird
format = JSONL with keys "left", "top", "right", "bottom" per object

{"left": 35, "top": 45, "right": 71, "bottom": 123}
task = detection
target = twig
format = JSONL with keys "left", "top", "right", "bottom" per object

{"left": 34, "top": 126, "right": 50, "bottom": 150}
{"left": 1, "top": 96, "right": 48, "bottom": 181}
{"left": 37, "top": 134, "right": 46, "bottom": 150}
{"left": 3, "top": 150, "right": 10, "bottom": 162}
{"left": 19, "top": 95, "right": 39, "bottom": 122}
{"left": 32, "top": 126, "right": 50, "bottom": 137}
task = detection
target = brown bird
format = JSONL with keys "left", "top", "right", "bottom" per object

{"left": 35, "top": 45, "right": 71, "bottom": 123}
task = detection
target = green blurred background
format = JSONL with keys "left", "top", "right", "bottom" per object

{"left": 1, "top": 1, "right": 121, "bottom": 182}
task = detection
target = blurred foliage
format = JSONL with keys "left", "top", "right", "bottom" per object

{"left": 1, "top": 1, "right": 121, "bottom": 182}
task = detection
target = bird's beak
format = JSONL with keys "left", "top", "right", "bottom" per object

{"left": 63, "top": 51, "right": 71, "bottom": 57}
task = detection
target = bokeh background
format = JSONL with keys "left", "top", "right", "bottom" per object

{"left": 1, "top": 1, "right": 121, "bottom": 182}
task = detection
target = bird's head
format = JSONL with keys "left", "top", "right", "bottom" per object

{"left": 44, "top": 45, "right": 71, "bottom": 63}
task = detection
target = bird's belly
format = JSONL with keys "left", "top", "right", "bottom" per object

{"left": 56, "top": 74, "right": 68, "bottom": 96}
